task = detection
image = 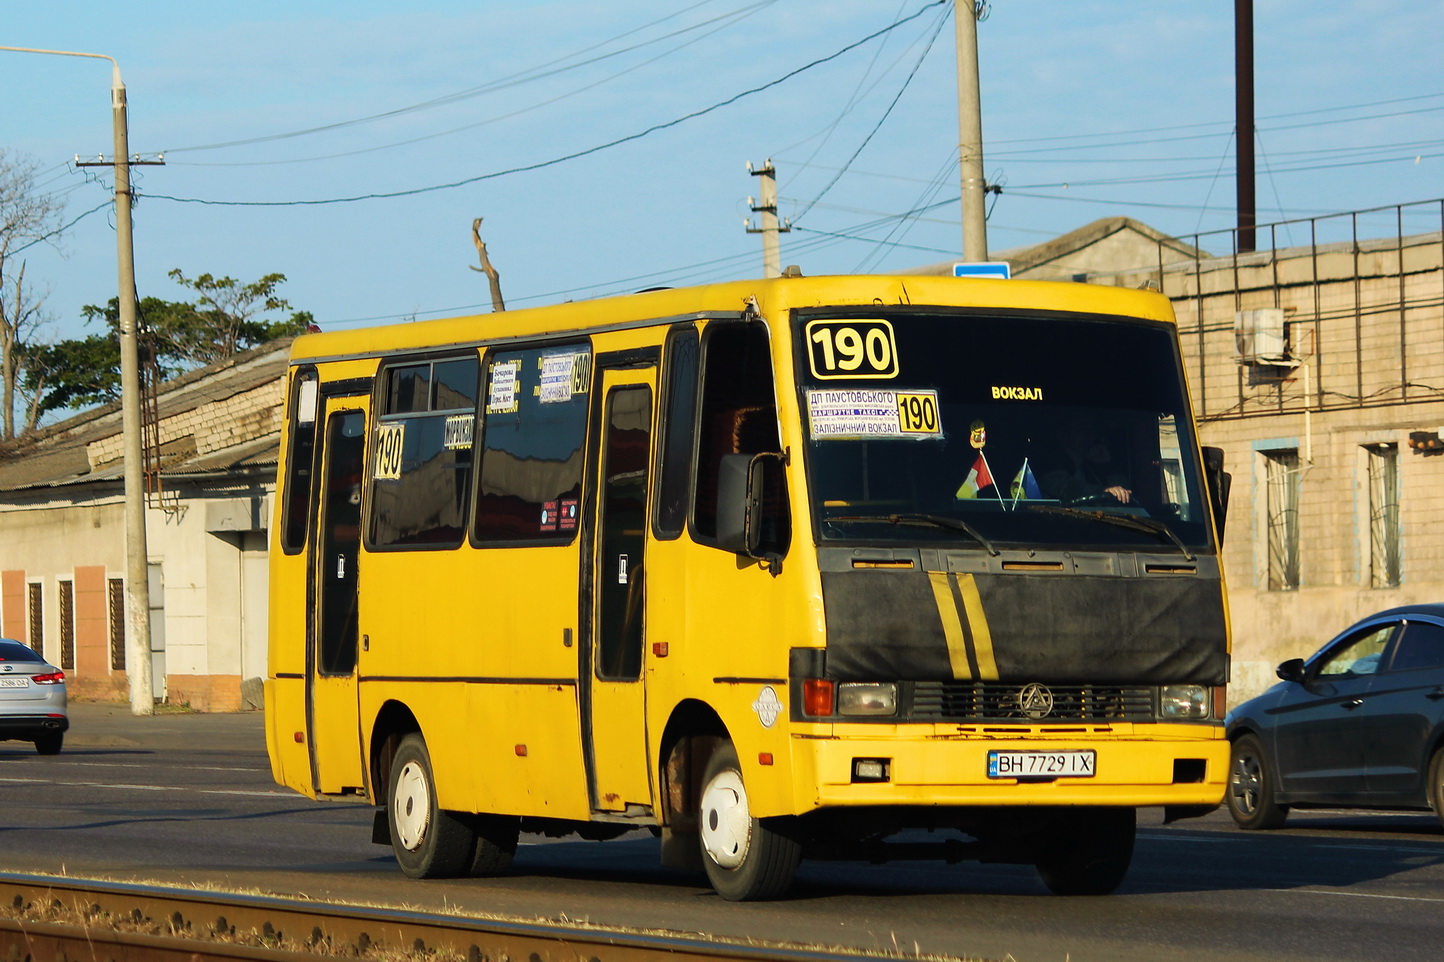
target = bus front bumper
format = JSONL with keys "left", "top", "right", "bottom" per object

{"left": 789, "top": 724, "right": 1228, "bottom": 810}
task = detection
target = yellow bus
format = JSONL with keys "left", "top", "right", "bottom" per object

{"left": 266, "top": 274, "right": 1231, "bottom": 900}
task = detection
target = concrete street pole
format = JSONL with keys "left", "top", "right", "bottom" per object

{"left": 1, "top": 47, "right": 153, "bottom": 714}
{"left": 746, "top": 160, "right": 790, "bottom": 278}
{"left": 954, "top": 0, "right": 988, "bottom": 261}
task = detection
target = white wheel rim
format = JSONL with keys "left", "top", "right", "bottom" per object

{"left": 392, "top": 759, "right": 431, "bottom": 851}
{"left": 700, "top": 768, "right": 751, "bottom": 869}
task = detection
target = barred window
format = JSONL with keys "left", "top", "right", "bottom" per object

{"left": 1264, "top": 449, "right": 1300, "bottom": 590}
{"left": 58, "top": 580, "right": 75, "bottom": 671}
{"left": 109, "top": 578, "right": 126, "bottom": 671}
{"left": 26, "top": 582, "right": 42, "bottom": 652}
{"left": 1366, "top": 443, "right": 1401, "bottom": 588}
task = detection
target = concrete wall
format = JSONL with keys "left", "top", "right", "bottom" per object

{"left": 0, "top": 485, "right": 272, "bottom": 711}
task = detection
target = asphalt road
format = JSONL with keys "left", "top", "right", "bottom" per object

{"left": 2, "top": 704, "right": 1443, "bottom": 961}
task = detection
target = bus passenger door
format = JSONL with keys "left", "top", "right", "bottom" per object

{"left": 584, "top": 365, "right": 657, "bottom": 813}
{"left": 307, "top": 396, "right": 368, "bottom": 795}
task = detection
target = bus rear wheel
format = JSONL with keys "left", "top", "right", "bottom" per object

{"left": 1034, "top": 807, "right": 1135, "bottom": 896}
{"left": 388, "top": 733, "right": 477, "bottom": 878}
{"left": 698, "top": 742, "right": 801, "bottom": 901}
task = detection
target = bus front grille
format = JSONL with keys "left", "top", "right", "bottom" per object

{"left": 910, "top": 682, "right": 1155, "bottom": 722}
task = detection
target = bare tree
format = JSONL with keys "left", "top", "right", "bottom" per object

{"left": 0, "top": 149, "right": 63, "bottom": 440}
{"left": 470, "top": 218, "right": 506, "bottom": 312}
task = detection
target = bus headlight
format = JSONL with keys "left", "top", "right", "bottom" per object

{"left": 838, "top": 682, "right": 898, "bottom": 716}
{"left": 1160, "top": 684, "right": 1209, "bottom": 719}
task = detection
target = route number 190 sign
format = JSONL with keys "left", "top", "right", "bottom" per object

{"left": 806, "top": 319, "right": 899, "bottom": 380}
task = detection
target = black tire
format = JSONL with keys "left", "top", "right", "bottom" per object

{"left": 698, "top": 742, "right": 801, "bottom": 901}
{"left": 387, "top": 733, "right": 476, "bottom": 878}
{"left": 33, "top": 733, "right": 62, "bottom": 756}
{"left": 1035, "top": 807, "right": 1135, "bottom": 896}
{"left": 1226, "top": 734, "right": 1288, "bottom": 830}
{"left": 465, "top": 813, "right": 519, "bottom": 877}
{"left": 1426, "top": 746, "right": 1444, "bottom": 831}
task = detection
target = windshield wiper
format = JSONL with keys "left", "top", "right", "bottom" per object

{"left": 827, "top": 513, "right": 999, "bottom": 556}
{"left": 1026, "top": 504, "right": 1195, "bottom": 561}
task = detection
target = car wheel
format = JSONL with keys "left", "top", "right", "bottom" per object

{"left": 1427, "top": 747, "right": 1444, "bottom": 831}
{"left": 33, "top": 733, "right": 63, "bottom": 756}
{"left": 698, "top": 741, "right": 801, "bottom": 901}
{"left": 1035, "top": 807, "right": 1135, "bottom": 896}
{"left": 1226, "top": 734, "right": 1288, "bottom": 829}
{"left": 387, "top": 733, "right": 476, "bottom": 878}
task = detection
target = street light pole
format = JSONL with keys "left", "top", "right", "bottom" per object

{"left": 1, "top": 46, "right": 153, "bottom": 715}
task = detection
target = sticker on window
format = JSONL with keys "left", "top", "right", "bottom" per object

{"left": 539, "top": 351, "right": 591, "bottom": 403}
{"left": 806, "top": 319, "right": 899, "bottom": 380}
{"left": 374, "top": 422, "right": 405, "bottom": 480}
{"left": 807, "top": 389, "right": 942, "bottom": 440}
{"left": 443, "top": 414, "right": 474, "bottom": 450}
{"left": 487, "top": 359, "right": 521, "bottom": 414}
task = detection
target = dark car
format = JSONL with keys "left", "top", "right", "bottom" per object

{"left": 1225, "top": 604, "right": 1444, "bottom": 829}
{"left": 0, "top": 638, "right": 68, "bottom": 755}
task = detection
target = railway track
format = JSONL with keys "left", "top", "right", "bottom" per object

{"left": 0, "top": 872, "right": 947, "bottom": 962}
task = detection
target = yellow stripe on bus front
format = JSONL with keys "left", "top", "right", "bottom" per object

{"left": 956, "top": 573, "right": 998, "bottom": 680}
{"left": 928, "top": 571, "right": 972, "bottom": 679}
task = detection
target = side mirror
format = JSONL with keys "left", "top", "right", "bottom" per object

{"left": 717, "top": 453, "right": 761, "bottom": 555}
{"left": 717, "top": 451, "right": 788, "bottom": 566}
{"left": 1201, "top": 446, "right": 1231, "bottom": 544}
{"left": 1276, "top": 658, "right": 1306, "bottom": 683}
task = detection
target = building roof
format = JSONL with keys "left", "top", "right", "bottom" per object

{"left": 898, "top": 216, "right": 1205, "bottom": 281}
{"left": 0, "top": 339, "right": 292, "bottom": 494}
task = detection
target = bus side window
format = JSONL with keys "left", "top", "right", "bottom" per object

{"left": 281, "top": 368, "right": 319, "bottom": 554}
{"left": 692, "top": 323, "right": 790, "bottom": 555}
{"left": 473, "top": 344, "right": 591, "bottom": 544}
{"left": 654, "top": 325, "right": 699, "bottom": 540}
{"left": 369, "top": 355, "right": 479, "bottom": 549}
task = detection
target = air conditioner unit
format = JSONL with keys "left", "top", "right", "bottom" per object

{"left": 1235, "top": 308, "right": 1291, "bottom": 364}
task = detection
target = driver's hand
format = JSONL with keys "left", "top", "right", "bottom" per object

{"left": 1105, "top": 485, "right": 1132, "bottom": 503}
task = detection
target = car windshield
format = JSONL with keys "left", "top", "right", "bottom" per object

{"left": 0, "top": 641, "right": 44, "bottom": 663}
{"left": 797, "top": 308, "right": 1212, "bottom": 551}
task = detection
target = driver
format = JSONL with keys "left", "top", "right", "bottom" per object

{"left": 1041, "top": 413, "right": 1132, "bottom": 504}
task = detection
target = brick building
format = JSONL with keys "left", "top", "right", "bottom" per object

{"left": 910, "top": 202, "right": 1443, "bottom": 700}
{"left": 0, "top": 341, "right": 288, "bottom": 711}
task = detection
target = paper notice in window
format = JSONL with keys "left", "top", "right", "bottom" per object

{"left": 487, "top": 360, "right": 521, "bottom": 413}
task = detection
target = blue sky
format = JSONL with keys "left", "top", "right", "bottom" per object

{"left": 3, "top": 0, "right": 1440, "bottom": 342}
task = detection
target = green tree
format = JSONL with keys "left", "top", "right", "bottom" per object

{"left": 150, "top": 269, "right": 312, "bottom": 367}
{"left": 35, "top": 272, "right": 311, "bottom": 419}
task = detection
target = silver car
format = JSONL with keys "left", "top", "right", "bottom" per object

{"left": 0, "top": 638, "right": 68, "bottom": 754}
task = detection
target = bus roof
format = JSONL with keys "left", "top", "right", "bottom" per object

{"left": 288, "top": 274, "right": 1176, "bottom": 363}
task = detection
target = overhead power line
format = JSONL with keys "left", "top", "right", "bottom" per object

{"left": 142, "top": 0, "right": 947, "bottom": 208}
{"left": 162, "top": 0, "right": 771, "bottom": 154}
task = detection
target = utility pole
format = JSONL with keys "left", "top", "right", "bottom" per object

{"left": 1, "top": 47, "right": 154, "bottom": 715}
{"left": 745, "top": 160, "right": 790, "bottom": 278}
{"left": 1235, "top": 0, "right": 1257, "bottom": 253}
{"left": 955, "top": 0, "right": 988, "bottom": 260}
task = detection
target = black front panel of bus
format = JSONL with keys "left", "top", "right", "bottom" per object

{"left": 818, "top": 563, "right": 1227, "bottom": 686}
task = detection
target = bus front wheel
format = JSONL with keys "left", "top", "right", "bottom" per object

{"left": 388, "top": 733, "right": 476, "bottom": 878}
{"left": 697, "top": 742, "right": 801, "bottom": 901}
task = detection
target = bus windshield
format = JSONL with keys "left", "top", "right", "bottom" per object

{"left": 798, "top": 308, "right": 1212, "bottom": 551}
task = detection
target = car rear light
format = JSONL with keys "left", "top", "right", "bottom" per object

{"left": 31, "top": 671, "right": 64, "bottom": 685}
{"left": 802, "top": 678, "right": 835, "bottom": 716}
